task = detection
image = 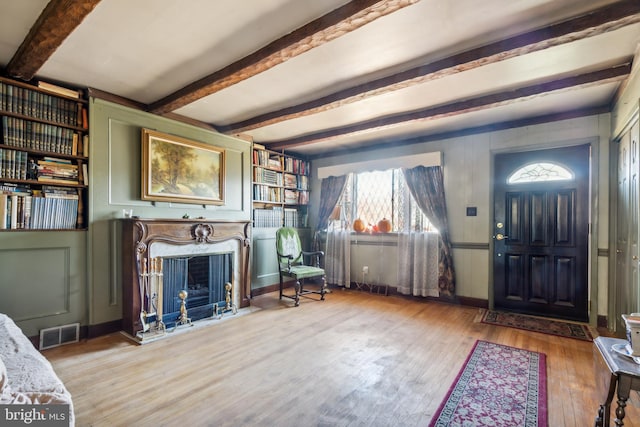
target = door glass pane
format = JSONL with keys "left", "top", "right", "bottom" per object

{"left": 507, "top": 162, "right": 573, "bottom": 184}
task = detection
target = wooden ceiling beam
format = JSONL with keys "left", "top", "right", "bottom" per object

{"left": 266, "top": 63, "right": 631, "bottom": 151}
{"left": 222, "top": 0, "right": 640, "bottom": 134}
{"left": 6, "top": 0, "right": 101, "bottom": 81}
{"left": 148, "top": 0, "right": 419, "bottom": 115}
{"left": 307, "top": 105, "right": 611, "bottom": 160}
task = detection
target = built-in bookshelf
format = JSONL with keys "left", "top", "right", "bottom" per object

{"left": 252, "top": 146, "right": 309, "bottom": 228}
{"left": 0, "top": 76, "right": 89, "bottom": 231}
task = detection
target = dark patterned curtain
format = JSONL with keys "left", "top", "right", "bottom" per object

{"left": 402, "top": 165, "right": 455, "bottom": 296}
{"left": 313, "top": 175, "right": 347, "bottom": 248}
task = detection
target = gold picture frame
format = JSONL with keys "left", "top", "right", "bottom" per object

{"left": 141, "top": 128, "right": 225, "bottom": 205}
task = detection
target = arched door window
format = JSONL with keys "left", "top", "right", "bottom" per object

{"left": 507, "top": 162, "right": 574, "bottom": 184}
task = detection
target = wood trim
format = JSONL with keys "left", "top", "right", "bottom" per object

{"left": 221, "top": 0, "right": 640, "bottom": 134}
{"left": 455, "top": 296, "right": 489, "bottom": 309}
{"left": 88, "top": 88, "right": 220, "bottom": 132}
{"left": 269, "top": 64, "right": 630, "bottom": 150}
{"left": 6, "top": 0, "right": 102, "bottom": 80}
{"left": 149, "top": 0, "right": 418, "bottom": 114}
{"left": 451, "top": 242, "right": 490, "bottom": 250}
{"left": 85, "top": 320, "right": 121, "bottom": 340}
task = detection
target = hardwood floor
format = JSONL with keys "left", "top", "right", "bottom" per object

{"left": 43, "top": 289, "right": 640, "bottom": 427}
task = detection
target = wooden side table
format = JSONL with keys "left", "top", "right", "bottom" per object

{"left": 594, "top": 336, "right": 640, "bottom": 426}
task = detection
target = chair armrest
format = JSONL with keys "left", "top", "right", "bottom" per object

{"left": 302, "top": 250, "right": 324, "bottom": 257}
{"left": 276, "top": 252, "right": 295, "bottom": 271}
{"left": 302, "top": 250, "right": 324, "bottom": 268}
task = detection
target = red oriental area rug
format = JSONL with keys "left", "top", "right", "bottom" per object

{"left": 429, "top": 340, "right": 547, "bottom": 427}
{"left": 481, "top": 310, "right": 593, "bottom": 342}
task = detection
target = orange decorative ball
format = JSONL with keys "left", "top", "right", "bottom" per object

{"left": 353, "top": 218, "right": 366, "bottom": 232}
{"left": 377, "top": 218, "right": 392, "bottom": 233}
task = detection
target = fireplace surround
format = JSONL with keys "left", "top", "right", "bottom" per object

{"left": 121, "top": 218, "right": 251, "bottom": 337}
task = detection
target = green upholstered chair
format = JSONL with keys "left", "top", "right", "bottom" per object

{"left": 276, "top": 227, "right": 327, "bottom": 306}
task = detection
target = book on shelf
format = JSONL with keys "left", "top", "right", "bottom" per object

{"left": 284, "top": 189, "right": 298, "bottom": 205}
{"left": 37, "top": 81, "right": 81, "bottom": 99}
{"left": 81, "top": 134, "right": 89, "bottom": 157}
{"left": 283, "top": 173, "right": 297, "bottom": 188}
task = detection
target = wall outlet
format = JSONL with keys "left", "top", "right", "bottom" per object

{"left": 362, "top": 265, "right": 369, "bottom": 274}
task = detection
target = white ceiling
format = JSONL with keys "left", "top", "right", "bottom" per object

{"left": 1, "top": 0, "right": 638, "bottom": 158}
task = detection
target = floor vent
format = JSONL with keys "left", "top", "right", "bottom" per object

{"left": 39, "top": 323, "right": 80, "bottom": 350}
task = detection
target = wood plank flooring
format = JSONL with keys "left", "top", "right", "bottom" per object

{"left": 43, "top": 289, "right": 640, "bottom": 426}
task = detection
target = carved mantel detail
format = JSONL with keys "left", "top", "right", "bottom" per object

{"left": 121, "top": 218, "right": 252, "bottom": 337}
{"left": 192, "top": 223, "right": 213, "bottom": 243}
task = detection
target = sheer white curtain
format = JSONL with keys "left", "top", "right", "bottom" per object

{"left": 325, "top": 229, "right": 351, "bottom": 287}
{"left": 396, "top": 231, "right": 439, "bottom": 297}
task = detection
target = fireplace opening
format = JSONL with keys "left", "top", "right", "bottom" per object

{"left": 161, "top": 252, "right": 233, "bottom": 327}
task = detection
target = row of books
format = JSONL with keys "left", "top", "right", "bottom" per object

{"left": 0, "top": 184, "right": 80, "bottom": 230}
{"left": 283, "top": 157, "right": 309, "bottom": 176}
{"left": 253, "top": 186, "right": 309, "bottom": 204}
{"left": 0, "top": 148, "right": 28, "bottom": 180}
{"left": 2, "top": 116, "right": 87, "bottom": 156}
{"left": 284, "top": 208, "right": 307, "bottom": 228}
{"left": 284, "top": 189, "right": 309, "bottom": 205}
{"left": 252, "top": 208, "right": 308, "bottom": 228}
{"left": 284, "top": 173, "right": 308, "bottom": 190}
{"left": 253, "top": 149, "right": 283, "bottom": 170}
{"left": 253, "top": 184, "right": 282, "bottom": 203}
{"left": 253, "top": 166, "right": 282, "bottom": 186}
{"left": 253, "top": 149, "right": 310, "bottom": 176}
{"left": 0, "top": 149, "right": 85, "bottom": 186}
{"left": 253, "top": 208, "right": 283, "bottom": 228}
{"left": 0, "top": 81, "right": 85, "bottom": 128}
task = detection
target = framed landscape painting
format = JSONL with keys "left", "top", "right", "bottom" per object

{"left": 141, "top": 128, "right": 225, "bottom": 205}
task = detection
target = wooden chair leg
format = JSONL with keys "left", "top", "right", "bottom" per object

{"left": 294, "top": 280, "right": 301, "bottom": 306}
{"left": 320, "top": 275, "right": 326, "bottom": 300}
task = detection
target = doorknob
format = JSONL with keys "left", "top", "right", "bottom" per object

{"left": 494, "top": 233, "right": 508, "bottom": 241}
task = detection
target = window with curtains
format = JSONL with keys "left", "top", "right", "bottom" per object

{"left": 329, "top": 169, "right": 437, "bottom": 232}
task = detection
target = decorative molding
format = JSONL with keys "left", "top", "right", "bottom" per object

{"left": 598, "top": 248, "right": 609, "bottom": 257}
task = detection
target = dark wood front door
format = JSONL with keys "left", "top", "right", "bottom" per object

{"left": 493, "top": 145, "right": 590, "bottom": 322}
